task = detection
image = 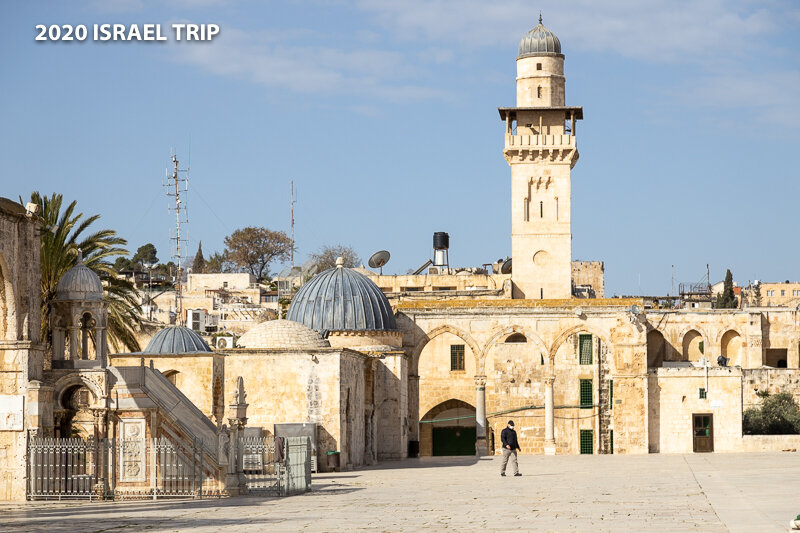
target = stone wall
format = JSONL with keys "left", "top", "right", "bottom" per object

{"left": 648, "top": 367, "right": 743, "bottom": 453}
{"left": 742, "top": 368, "right": 800, "bottom": 409}
{"left": 0, "top": 199, "right": 44, "bottom": 500}
{"left": 571, "top": 261, "right": 605, "bottom": 298}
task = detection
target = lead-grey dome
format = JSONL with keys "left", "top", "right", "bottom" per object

{"left": 518, "top": 15, "right": 562, "bottom": 58}
{"left": 143, "top": 326, "right": 212, "bottom": 354}
{"left": 56, "top": 251, "right": 103, "bottom": 301}
{"left": 287, "top": 261, "right": 396, "bottom": 332}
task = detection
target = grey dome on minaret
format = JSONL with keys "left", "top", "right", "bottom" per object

{"left": 518, "top": 14, "right": 562, "bottom": 58}
{"left": 56, "top": 250, "right": 104, "bottom": 301}
{"left": 287, "top": 258, "right": 396, "bottom": 332}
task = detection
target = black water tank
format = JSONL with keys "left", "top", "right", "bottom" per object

{"left": 433, "top": 232, "right": 449, "bottom": 250}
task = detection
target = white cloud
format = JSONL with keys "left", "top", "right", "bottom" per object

{"left": 171, "top": 28, "right": 450, "bottom": 103}
{"left": 357, "top": 0, "right": 792, "bottom": 64}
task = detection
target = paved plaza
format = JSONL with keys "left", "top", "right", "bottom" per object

{"left": 3, "top": 452, "right": 799, "bottom": 532}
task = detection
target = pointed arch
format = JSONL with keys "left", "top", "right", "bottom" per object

{"left": 412, "top": 324, "right": 480, "bottom": 374}
{"left": 547, "top": 323, "right": 612, "bottom": 362}
{"left": 479, "top": 325, "right": 548, "bottom": 374}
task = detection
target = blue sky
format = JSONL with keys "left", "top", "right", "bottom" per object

{"left": 1, "top": 1, "right": 798, "bottom": 295}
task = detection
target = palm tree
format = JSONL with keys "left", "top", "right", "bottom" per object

{"left": 28, "top": 192, "right": 144, "bottom": 353}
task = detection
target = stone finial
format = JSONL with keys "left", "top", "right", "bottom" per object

{"left": 539, "top": 12, "right": 543, "bottom": 24}
{"left": 233, "top": 376, "right": 246, "bottom": 405}
{"left": 77, "top": 248, "right": 84, "bottom": 263}
{"left": 335, "top": 256, "right": 344, "bottom": 268}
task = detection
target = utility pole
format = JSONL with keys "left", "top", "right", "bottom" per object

{"left": 165, "top": 153, "right": 189, "bottom": 326}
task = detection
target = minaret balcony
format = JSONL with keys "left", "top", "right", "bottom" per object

{"left": 504, "top": 133, "right": 575, "bottom": 149}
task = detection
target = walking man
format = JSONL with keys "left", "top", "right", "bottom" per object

{"left": 500, "top": 420, "right": 522, "bottom": 477}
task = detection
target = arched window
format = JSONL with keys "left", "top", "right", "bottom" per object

{"left": 537, "top": 86, "right": 543, "bottom": 98}
{"left": 539, "top": 201, "right": 543, "bottom": 218}
{"left": 505, "top": 333, "right": 527, "bottom": 343}
{"left": 163, "top": 370, "right": 179, "bottom": 386}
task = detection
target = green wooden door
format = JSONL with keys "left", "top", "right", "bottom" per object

{"left": 432, "top": 427, "right": 476, "bottom": 456}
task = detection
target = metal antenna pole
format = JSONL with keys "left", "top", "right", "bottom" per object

{"left": 166, "top": 153, "right": 189, "bottom": 326}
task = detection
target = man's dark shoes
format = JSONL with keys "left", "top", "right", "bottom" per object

{"left": 500, "top": 473, "right": 506, "bottom": 477}
{"left": 514, "top": 473, "right": 522, "bottom": 476}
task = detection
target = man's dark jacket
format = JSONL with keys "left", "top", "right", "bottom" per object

{"left": 501, "top": 427, "right": 520, "bottom": 451}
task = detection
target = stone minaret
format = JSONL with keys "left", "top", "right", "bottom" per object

{"left": 500, "top": 16, "right": 582, "bottom": 299}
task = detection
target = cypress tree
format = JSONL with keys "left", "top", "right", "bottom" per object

{"left": 192, "top": 241, "right": 206, "bottom": 274}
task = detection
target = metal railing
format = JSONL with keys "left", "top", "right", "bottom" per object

{"left": 28, "top": 437, "right": 99, "bottom": 500}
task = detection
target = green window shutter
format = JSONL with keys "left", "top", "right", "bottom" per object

{"left": 610, "top": 379, "right": 614, "bottom": 409}
{"left": 580, "top": 429, "right": 593, "bottom": 454}
{"left": 450, "top": 344, "right": 465, "bottom": 371}
{"left": 609, "top": 430, "right": 614, "bottom": 454}
{"left": 580, "top": 379, "right": 593, "bottom": 408}
{"left": 699, "top": 387, "right": 707, "bottom": 399}
{"left": 579, "top": 334, "right": 593, "bottom": 364}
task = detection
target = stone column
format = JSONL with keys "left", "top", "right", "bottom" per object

{"left": 92, "top": 409, "right": 107, "bottom": 497}
{"left": 226, "top": 376, "right": 248, "bottom": 495}
{"left": 544, "top": 375, "right": 556, "bottom": 455}
{"left": 407, "top": 374, "right": 420, "bottom": 442}
{"left": 788, "top": 337, "right": 800, "bottom": 369}
{"left": 68, "top": 327, "right": 79, "bottom": 361}
{"left": 95, "top": 327, "right": 107, "bottom": 366}
{"left": 475, "top": 375, "right": 487, "bottom": 456}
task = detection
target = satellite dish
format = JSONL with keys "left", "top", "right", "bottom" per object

{"left": 368, "top": 250, "right": 391, "bottom": 274}
{"left": 500, "top": 258, "right": 512, "bottom": 274}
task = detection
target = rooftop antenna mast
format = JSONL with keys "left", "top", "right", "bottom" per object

{"left": 165, "top": 151, "right": 189, "bottom": 326}
{"left": 290, "top": 180, "right": 296, "bottom": 268}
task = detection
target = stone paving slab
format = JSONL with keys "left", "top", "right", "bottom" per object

{"left": 2, "top": 452, "right": 798, "bottom": 532}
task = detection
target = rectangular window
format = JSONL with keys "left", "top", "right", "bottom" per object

{"left": 536, "top": 62, "right": 542, "bottom": 70}
{"left": 781, "top": 290, "right": 785, "bottom": 296}
{"left": 580, "top": 429, "right": 593, "bottom": 454}
{"left": 699, "top": 388, "right": 707, "bottom": 399}
{"left": 579, "top": 334, "right": 593, "bottom": 365}
{"left": 450, "top": 344, "right": 465, "bottom": 371}
{"left": 609, "top": 379, "right": 614, "bottom": 410}
{"left": 609, "top": 430, "right": 614, "bottom": 454}
{"left": 580, "top": 379, "right": 593, "bottom": 408}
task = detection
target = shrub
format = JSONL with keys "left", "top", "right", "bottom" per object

{"left": 743, "top": 392, "right": 800, "bottom": 434}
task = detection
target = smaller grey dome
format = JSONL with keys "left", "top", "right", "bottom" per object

{"left": 143, "top": 326, "right": 212, "bottom": 354}
{"left": 518, "top": 15, "right": 562, "bottom": 58}
{"left": 56, "top": 251, "right": 103, "bottom": 301}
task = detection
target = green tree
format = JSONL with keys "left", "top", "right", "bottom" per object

{"left": 132, "top": 243, "right": 158, "bottom": 268}
{"left": 29, "top": 192, "right": 144, "bottom": 352}
{"left": 715, "top": 269, "right": 737, "bottom": 309}
{"left": 205, "top": 252, "right": 226, "bottom": 273}
{"left": 310, "top": 244, "right": 361, "bottom": 271}
{"left": 192, "top": 241, "right": 206, "bottom": 274}
{"left": 743, "top": 392, "right": 800, "bottom": 434}
{"left": 223, "top": 227, "right": 292, "bottom": 280}
{"left": 113, "top": 256, "right": 133, "bottom": 272}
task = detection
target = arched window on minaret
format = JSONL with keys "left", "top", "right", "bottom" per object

{"left": 537, "top": 86, "right": 542, "bottom": 99}
{"left": 540, "top": 201, "right": 544, "bottom": 218}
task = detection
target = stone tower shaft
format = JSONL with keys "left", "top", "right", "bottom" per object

{"left": 500, "top": 18, "right": 583, "bottom": 299}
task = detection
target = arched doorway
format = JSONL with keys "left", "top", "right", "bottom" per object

{"left": 420, "top": 399, "right": 476, "bottom": 456}
{"left": 56, "top": 384, "right": 95, "bottom": 438}
{"left": 647, "top": 330, "right": 666, "bottom": 367}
